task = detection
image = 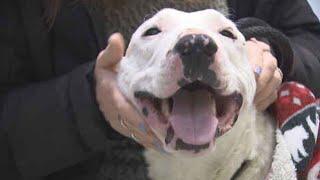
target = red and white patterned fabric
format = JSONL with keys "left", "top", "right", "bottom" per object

{"left": 273, "top": 82, "right": 320, "bottom": 179}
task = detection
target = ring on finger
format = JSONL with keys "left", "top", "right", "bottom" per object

{"left": 118, "top": 115, "right": 139, "bottom": 142}
{"left": 130, "top": 133, "right": 139, "bottom": 142}
{"left": 118, "top": 114, "right": 129, "bottom": 130}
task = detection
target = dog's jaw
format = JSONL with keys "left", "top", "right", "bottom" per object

{"left": 133, "top": 79, "right": 243, "bottom": 155}
{"left": 117, "top": 8, "right": 256, "bottom": 156}
{"left": 145, "top": 107, "right": 276, "bottom": 180}
{"left": 117, "top": 8, "right": 276, "bottom": 180}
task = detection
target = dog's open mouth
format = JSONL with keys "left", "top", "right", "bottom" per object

{"left": 134, "top": 81, "right": 243, "bottom": 154}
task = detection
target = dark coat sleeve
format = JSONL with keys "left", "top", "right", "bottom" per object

{"left": 269, "top": 0, "right": 320, "bottom": 97}
{"left": 1, "top": 64, "right": 112, "bottom": 178}
{"left": 229, "top": 0, "right": 320, "bottom": 97}
{"left": 0, "top": 1, "right": 112, "bottom": 178}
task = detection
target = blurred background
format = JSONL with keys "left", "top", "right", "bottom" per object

{"left": 308, "top": 0, "right": 320, "bottom": 19}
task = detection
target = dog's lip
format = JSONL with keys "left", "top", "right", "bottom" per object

{"left": 134, "top": 81, "right": 243, "bottom": 154}
{"left": 134, "top": 81, "right": 216, "bottom": 99}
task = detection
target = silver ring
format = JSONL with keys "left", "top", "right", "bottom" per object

{"left": 130, "top": 133, "right": 138, "bottom": 142}
{"left": 118, "top": 114, "right": 129, "bottom": 130}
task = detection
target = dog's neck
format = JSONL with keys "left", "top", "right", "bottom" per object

{"left": 97, "top": 0, "right": 228, "bottom": 42}
{"left": 145, "top": 107, "right": 276, "bottom": 180}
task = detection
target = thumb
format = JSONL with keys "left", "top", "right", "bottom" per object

{"left": 97, "top": 33, "right": 125, "bottom": 69}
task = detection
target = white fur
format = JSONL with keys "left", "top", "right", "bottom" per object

{"left": 118, "top": 8, "right": 256, "bottom": 107}
{"left": 117, "top": 8, "right": 288, "bottom": 179}
{"left": 145, "top": 110, "right": 276, "bottom": 180}
{"left": 267, "top": 130, "right": 296, "bottom": 180}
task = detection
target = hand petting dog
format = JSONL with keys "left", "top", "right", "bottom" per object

{"left": 94, "top": 33, "right": 282, "bottom": 151}
{"left": 246, "top": 38, "right": 283, "bottom": 111}
{"left": 94, "top": 33, "right": 163, "bottom": 152}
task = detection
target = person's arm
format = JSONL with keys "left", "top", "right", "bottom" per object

{"left": 0, "top": 1, "right": 111, "bottom": 178}
{"left": 0, "top": 64, "right": 112, "bottom": 178}
{"left": 0, "top": 1, "right": 161, "bottom": 178}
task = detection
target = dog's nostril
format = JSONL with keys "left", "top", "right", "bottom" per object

{"left": 203, "top": 38, "right": 217, "bottom": 57}
{"left": 174, "top": 34, "right": 217, "bottom": 57}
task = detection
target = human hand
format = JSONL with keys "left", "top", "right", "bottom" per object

{"left": 245, "top": 38, "right": 283, "bottom": 111}
{"left": 94, "top": 33, "right": 163, "bottom": 152}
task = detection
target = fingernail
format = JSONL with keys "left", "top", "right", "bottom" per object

{"left": 254, "top": 66, "right": 262, "bottom": 76}
{"left": 138, "top": 123, "right": 147, "bottom": 134}
{"left": 251, "top": 37, "right": 257, "bottom": 41}
{"left": 108, "top": 33, "right": 116, "bottom": 43}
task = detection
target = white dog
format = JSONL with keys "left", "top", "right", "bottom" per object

{"left": 117, "top": 8, "right": 296, "bottom": 180}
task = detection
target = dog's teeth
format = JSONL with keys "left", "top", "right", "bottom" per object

{"left": 162, "top": 99, "right": 170, "bottom": 117}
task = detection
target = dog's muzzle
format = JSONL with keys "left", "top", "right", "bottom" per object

{"left": 134, "top": 33, "right": 243, "bottom": 155}
{"left": 174, "top": 34, "right": 217, "bottom": 82}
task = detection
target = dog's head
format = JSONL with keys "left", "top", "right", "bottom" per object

{"left": 118, "top": 8, "right": 256, "bottom": 155}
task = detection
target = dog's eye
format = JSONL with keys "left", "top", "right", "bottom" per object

{"left": 143, "top": 27, "right": 161, "bottom": 36}
{"left": 220, "top": 29, "right": 237, "bottom": 40}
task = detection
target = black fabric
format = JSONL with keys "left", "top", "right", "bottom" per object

{"left": 52, "top": 3, "right": 100, "bottom": 75}
{"left": 228, "top": 0, "right": 320, "bottom": 96}
{"left": 0, "top": 1, "right": 111, "bottom": 179}
{"left": 0, "top": 0, "right": 319, "bottom": 179}
{"left": 235, "top": 17, "right": 294, "bottom": 80}
{"left": 99, "top": 0, "right": 228, "bottom": 43}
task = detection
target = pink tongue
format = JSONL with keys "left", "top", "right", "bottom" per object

{"left": 169, "top": 89, "right": 217, "bottom": 145}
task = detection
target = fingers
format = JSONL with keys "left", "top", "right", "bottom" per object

{"left": 95, "top": 33, "right": 164, "bottom": 152}
{"left": 245, "top": 40, "right": 264, "bottom": 70}
{"left": 256, "top": 51, "right": 278, "bottom": 93}
{"left": 101, "top": 89, "right": 161, "bottom": 149}
{"left": 256, "top": 91, "right": 278, "bottom": 111}
{"left": 251, "top": 38, "right": 270, "bottom": 51}
{"left": 99, "top": 77, "right": 162, "bottom": 150}
{"left": 114, "top": 95, "right": 163, "bottom": 151}
{"left": 246, "top": 38, "right": 283, "bottom": 111}
{"left": 96, "top": 33, "right": 125, "bottom": 69}
{"left": 255, "top": 68, "right": 282, "bottom": 110}
{"left": 112, "top": 89, "right": 163, "bottom": 147}
{"left": 117, "top": 116, "right": 159, "bottom": 148}
{"left": 112, "top": 85, "right": 146, "bottom": 128}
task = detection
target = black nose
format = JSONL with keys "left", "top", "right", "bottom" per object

{"left": 174, "top": 34, "right": 217, "bottom": 57}
{"left": 174, "top": 34, "right": 218, "bottom": 82}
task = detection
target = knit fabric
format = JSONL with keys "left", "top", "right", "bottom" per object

{"left": 274, "top": 82, "right": 320, "bottom": 179}
{"left": 267, "top": 130, "right": 297, "bottom": 180}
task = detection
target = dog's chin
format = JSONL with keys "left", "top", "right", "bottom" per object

{"left": 134, "top": 81, "right": 243, "bottom": 156}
